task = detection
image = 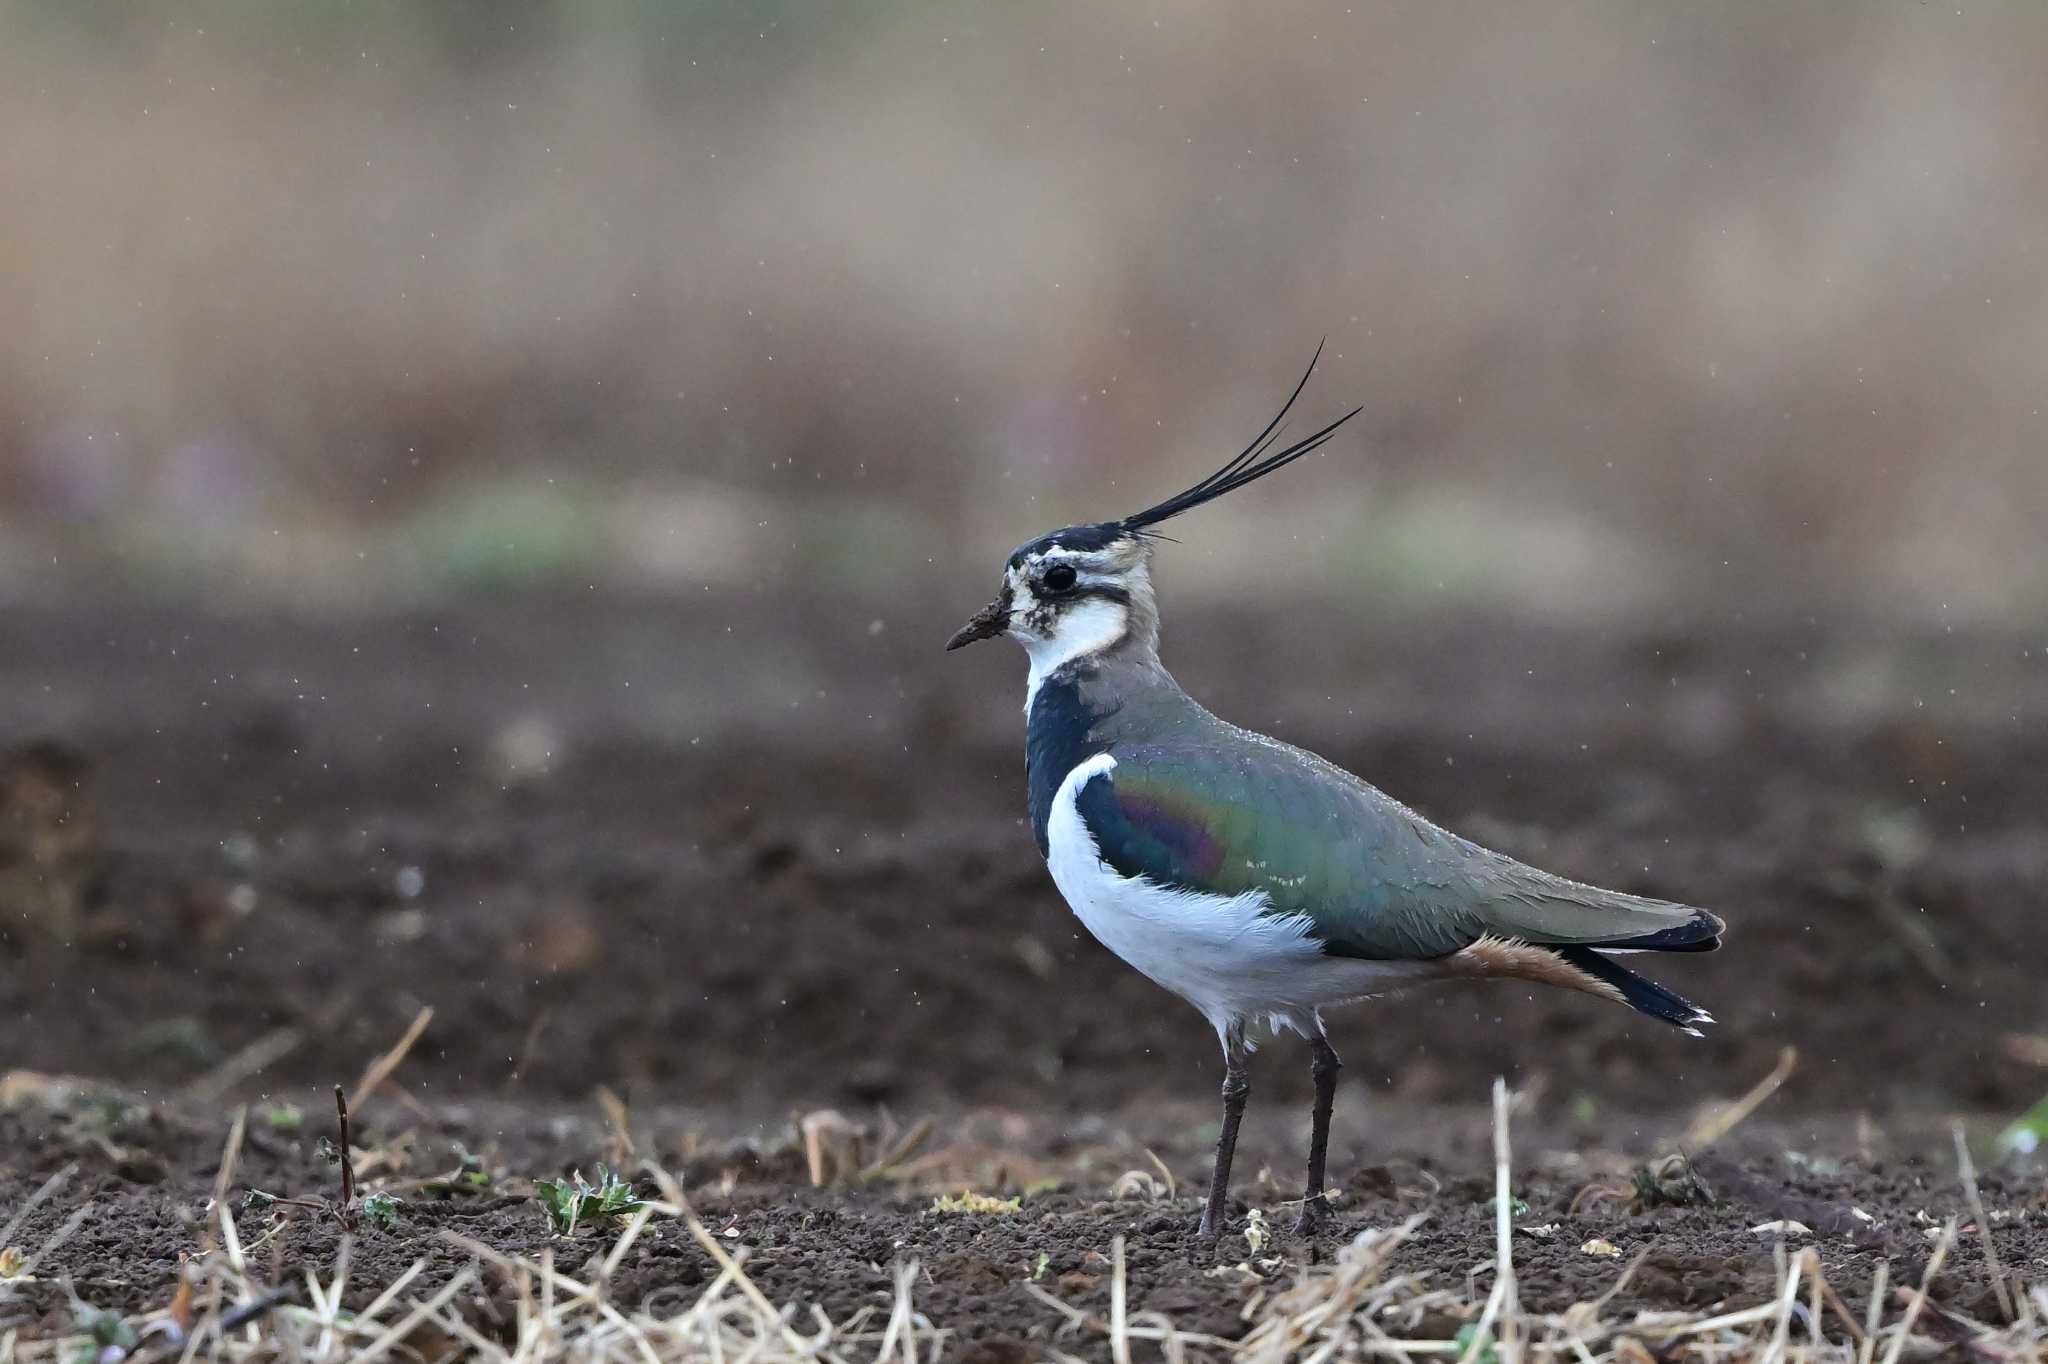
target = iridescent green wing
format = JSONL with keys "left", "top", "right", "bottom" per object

{"left": 1075, "top": 734, "right": 1710, "bottom": 961}
{"left": 1073, "top": 738, "right": 1479, "bottom": 958}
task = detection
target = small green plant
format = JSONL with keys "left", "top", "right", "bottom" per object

{"left": 1488, "top": 1194, "right": 1531, "bottom": 1217}
{"left": 422, "top": 1146, "right": 494, "bottom": 1196}
{"left": 1028, "top": 1251, "right": 1051, "bottom": 1281}
{"left": 2000, "top": 1094, "right": 2048, "bottom": 1156}
{"left": 264, "top": 1102, "right": 304, "bottom": 1132}
{"left": 75, "top": 1302, "right": 137, "bottom": 1357}
{"left": 358, "top": 1192, "right": 402, "bottom": 1229}
{"left": 535, "top": 1166, "right": 646, "bottom": 1234}
{"left": 80, "top": 1093, "right": 135, "bottom": 1134}
{"left": 1453, "top": 1323, "right": 1498, "bottom": 1364}
{"left": 929, "top": 1190, "right": 1021, "bottom": 1215}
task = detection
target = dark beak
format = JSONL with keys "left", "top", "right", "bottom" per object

{"left": 945, "top": 597, "right": 1010, "bottom": 651}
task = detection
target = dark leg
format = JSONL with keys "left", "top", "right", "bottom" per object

{"left": 1295, "top": 1031, "right": 1343, "bottom": 1234}
{"left": 1197, "top": 1021, "right": 1250, "bottom": 1246}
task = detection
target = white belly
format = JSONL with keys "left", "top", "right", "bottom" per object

{"left": 1045, "top": 754, "right": 1430, "bottom": 1042}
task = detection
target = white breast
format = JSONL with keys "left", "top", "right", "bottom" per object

{"left": 1044, "top": 754, "right": 1431, "bottom": 1044}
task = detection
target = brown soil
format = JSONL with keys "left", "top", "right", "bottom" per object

{"left": 3, "top": 592, "right": 2046, "bottom": 1353}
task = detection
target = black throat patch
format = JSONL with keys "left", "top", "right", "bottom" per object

{"left": 1025, "top": 669, "right": 1116, "bottom": 857}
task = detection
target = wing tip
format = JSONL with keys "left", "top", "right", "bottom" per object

{"left": 1601, "top": 907, "right": 1726, "bottom": 954}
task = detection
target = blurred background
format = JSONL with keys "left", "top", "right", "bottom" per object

{"left": 4, "top": 3, "right": 2047, "bottom": 1131}
{"left": 3, "top": 2, "right": 2045, "bottom": 620}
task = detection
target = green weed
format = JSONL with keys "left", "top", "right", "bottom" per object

{"left": 358, "top": 1192, "right": 403, "bottom": 1229}
{"left": 535, "top": 1165, "right": 647, "bottom": 1234}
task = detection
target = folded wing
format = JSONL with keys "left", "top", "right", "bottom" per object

{"left": 1072, "top": 735, "right": 1722, "bottom": 963}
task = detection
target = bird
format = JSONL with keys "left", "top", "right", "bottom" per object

{"left": 944, "top": 345, "right": 1725, "bottom": 1247}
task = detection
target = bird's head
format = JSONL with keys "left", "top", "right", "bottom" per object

{"left": 944, "top": 520, "right": 1160, "bottom": 672}
{"left": 946, "top": 345, "right": 1360, "bottom": 682}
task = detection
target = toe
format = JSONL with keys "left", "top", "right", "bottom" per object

{"left": 1293, "top": 1197, "right": 1331, "bottom": 1236}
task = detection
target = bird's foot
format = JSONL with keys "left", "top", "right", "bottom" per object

{"left": 1292, "top": 1195, "right": 1331, "bottom": 1236}
{"left": 1193, "top": 1202, "right": 1230, "bottom": 1257}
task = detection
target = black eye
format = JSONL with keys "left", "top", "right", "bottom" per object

{"left": 1042, "top": 564, "right": 1078, "bottom": 593}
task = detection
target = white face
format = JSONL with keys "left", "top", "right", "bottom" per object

{"left": 994, "top": 538, "right": 1155, "bottom": 699}
{"left": 946, "top": 526, "right": 1158, "bottom": 682}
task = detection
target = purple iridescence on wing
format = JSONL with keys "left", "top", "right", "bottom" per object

{"left": 1114, "top": 792, "right": 1227, "bottom": 884}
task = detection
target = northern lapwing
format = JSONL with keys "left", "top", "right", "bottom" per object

{"left": 945, "top": 347, "right": 1725, "bottom": 1246}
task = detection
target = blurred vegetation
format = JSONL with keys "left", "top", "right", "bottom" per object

{"left": 2003, "top": 1096, "right": 2048, "bottom": 1159}
{"left": 3, "top": 3, "right": 2046, "bottom": 618}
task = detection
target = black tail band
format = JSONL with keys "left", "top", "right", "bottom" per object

{"left": 1555, "top": 945, "right": 1713, "bottom": 1033}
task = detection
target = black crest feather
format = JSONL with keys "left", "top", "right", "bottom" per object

{"left": 1116, "top": 341, "right": 1362, "bottom": 535}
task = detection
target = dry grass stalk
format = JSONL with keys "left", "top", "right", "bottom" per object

{"left": 198, "top": 1107, "right": 247, "bottom": 1257}
{"left": 0, "top": 1165, "right": 75, "bottom": 1255}
{"left": 1230, "top": 1206, "right": 2041, "bottom": 1364}
{"left": 1110, "top": 1148, "right": 1180, "bottom": 1204}
{"left": 1877, "top": 1218, "right": 1954, "bottom": 1364}
{"left": 1114, "top": 1146, "right": 1179, "bottom": 1204}
{"left": 1108, "top": 1168, "right": 1171, "bottom": 1202}
{"left": 801, "top": 1108, "right": 856, "bottom": 1187}
{"left": 1683, "top": 1047, "right": 1799, "bottom": 1152}
{"left": 1486, "top": 1077, "right": 1519, "bottom": 1360}
{"left": 347, "top": 1005, "right": 434, "bottom": 1113}
{"left": 1869, "top": 891, "right": 1953, "bottom": 988}
{"left": 14, "top": 1084, "right": 2048, "bottom": 1364}
{"left": 1219, "top": 1083, "right": 2045, "bottom": 1364}
{"left": 1758, "top": 1243, "right": 1806, "bottom": 1363}
{"left": 1235, "top": 1214, "right": 1445, "bottom": 1362}
{"left": 1109, "top": 1235, "right": 1133, "bottom": 1364}
{"left": 9, "top": 1180, "right": 949, "bottom": 1364}
{"left": 2, "top": 1204, "right": 91, "bottom": 1292}
{"left": 1951, "top": 1124, "right": 2016, "bottom": 1325}
{"left": 1022, "top": 1279, "right": 1235, "bottom": 1358}
{"left": 333, "top": 1088, "right": 358, "bottom": 1218}
{"left": 184, "top": 1029, "right": 305, "bottom": 1104}
{"left": 597, "top": 1084, "right": 637, "bottom": 1168}
{"left": 796, "top": 1110, "right": 942, "bottom": 1188}
{"left": 859, "top": 1115, "right": 938, "bottom": 1183}
{"left": 1856, "top": 1260, "right": 1888, "bottom": 1364}
{"left": 2002, "top": 1033, "right": 2048, "bottom": 1068}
